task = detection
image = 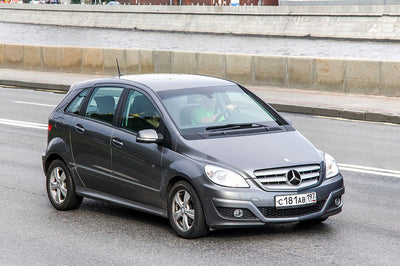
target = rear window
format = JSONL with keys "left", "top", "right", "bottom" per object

{"left": 65, "top": 89, "right": 89, "bottom": 115}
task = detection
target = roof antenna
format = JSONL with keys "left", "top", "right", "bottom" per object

{"left": 116, "top": 58, "right": 123, "bottom": 78}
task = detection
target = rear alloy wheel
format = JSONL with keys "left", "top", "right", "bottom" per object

{"left": 46, "top": 160, "right": 82, "bottom": 211}
{"left": 168, "top": 181, "right": 208, "bottom": 239}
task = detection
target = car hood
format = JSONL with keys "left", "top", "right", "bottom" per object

{"left": 177, "top": 131, "right": 323, "bottom": 177}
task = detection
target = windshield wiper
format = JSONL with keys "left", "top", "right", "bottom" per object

{"left": 206, "top": 123, "right": 267, "bottom": 132}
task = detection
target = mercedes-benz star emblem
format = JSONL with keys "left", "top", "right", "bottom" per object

{"left": 286, "top": 170, "right": 302, "bottom": 185}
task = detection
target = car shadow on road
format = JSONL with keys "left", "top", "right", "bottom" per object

{"left": 207, "top": 221, "right": 334, "bottom": 240}
{"left": 69, "top": 199, "right": 171, "bottom": 230}
{"left": 73, "top": 199, "right": 335, "bottom": 240}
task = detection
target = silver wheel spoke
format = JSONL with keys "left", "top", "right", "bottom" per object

{"left": 53, "top": 168, "right": 61, "bottom": 183}
{"left": 56, "top": 188, "right": 62, "bottom": 203}
{"left": 173, "top": 210, "right": 183, "bottom": 221}
{"left": 50, "top": 181, "right": 58, "bottom": 190}
{"left": 59, "top": 172, "right": 66, "bottom": 183}
{"left": 59, "top": 186, "right": 67, "bottom": 198}
{"left": 182, "top": 214, "right": 190, "bottom": 231}
{"left": 183, "top": 191, "right": 191, "bottom": 206}
{"left": 186, "top": 209, "right": 195, "bottom": 220}
{"left": 174, "top": 194, "right": 183, "bottom": 208}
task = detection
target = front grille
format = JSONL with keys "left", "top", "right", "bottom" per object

{"left": 216, "top": 207, "right": 257, "bottom": 220}
{"left": 258, "top": 200, "right": 325, "bottom": 218}
{"left": 253, "top": 164, "right": 321, "bottom": 190}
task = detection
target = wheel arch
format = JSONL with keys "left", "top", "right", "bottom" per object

{"left": 166, "top": 176, "right": 189, "bottom": 199}
{"left": 43, "top": 136, "right": 74, "bottom": 175}
{"left": 44, "top": 153, "right": 67, "bottom": 174}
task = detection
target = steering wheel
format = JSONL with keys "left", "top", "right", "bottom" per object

{"left": 213, "top": 106, "right": 239, "bottom": 123}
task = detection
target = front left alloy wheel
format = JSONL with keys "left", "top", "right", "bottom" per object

{"left": 46, "top": 159, "right": 82, "bottom": 211}
{"left": 168, "top": 181, "right": 208, "bottom": 239}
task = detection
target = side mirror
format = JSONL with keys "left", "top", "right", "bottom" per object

{"left": 137, "top": 129, "right": 163, "bottom": 144}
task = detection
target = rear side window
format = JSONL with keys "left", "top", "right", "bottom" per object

{"left": 65, "top": 89, "right": 88, "bottom": 115}
{"left": 84, "top": 87, "right": 124, "bottom": 124}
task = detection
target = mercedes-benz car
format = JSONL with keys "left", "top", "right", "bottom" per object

{"left": 42, "top": 74, "right": 344, "bottom": 238}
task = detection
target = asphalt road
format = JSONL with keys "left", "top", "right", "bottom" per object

{"left": 0, "top": 87, "right": 399, "bottom": 265}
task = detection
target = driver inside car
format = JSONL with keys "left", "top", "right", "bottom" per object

{"left": 190, "top": 95, "right": 236, "bottom": 125}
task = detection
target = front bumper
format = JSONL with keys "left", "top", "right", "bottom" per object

{"left": 199, "top": 173, "right": 345, "bottom": 229}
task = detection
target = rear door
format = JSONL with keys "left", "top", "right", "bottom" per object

{"left": 70, "top": 86, "right": 124, "bottom": 192}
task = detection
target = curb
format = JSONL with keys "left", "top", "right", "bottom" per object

{"left": 0, "top": 79, "right": 70, "bottom": 92}
{"left": 271, "top": 103, "right": 400, "bottom": 125}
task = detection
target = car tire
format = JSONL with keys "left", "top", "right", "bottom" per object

{"left": 168, "top": 181, "right": 209, "bottom": 239}
{"left": 46, "top": 159, "right": 82, "bottom": 211}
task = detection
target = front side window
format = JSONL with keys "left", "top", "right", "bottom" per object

{"left": 121, "top": 90, "right": 161, "bottom": 133}
{"left": 65, "top": 89, "right": 88, "bottom": 115}
{"left": 84, "top": 87, "right": 124, "bottom": 124}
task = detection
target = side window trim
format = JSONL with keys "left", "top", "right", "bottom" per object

{"left": 113, "top": 87, "right": 130, "bottom": 128}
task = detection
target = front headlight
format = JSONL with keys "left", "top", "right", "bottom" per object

{"left": 205, "top": 165, "right": 249, "bottom": 188}
{"left": 325, "top": 153, "right": 339, "bottom": 179}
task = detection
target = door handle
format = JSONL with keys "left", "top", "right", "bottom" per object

{"left": 112, "top": 138, "right": 124, "bottom": 148}
{"left": 74, "top": 124, "right": 85, "bottom": 133}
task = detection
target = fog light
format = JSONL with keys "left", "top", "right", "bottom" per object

{"left": 334, "top": 197, "right": 341, "bottom": 207}
{"left": 233, "top": 209, "right": 244, "bottom": 218}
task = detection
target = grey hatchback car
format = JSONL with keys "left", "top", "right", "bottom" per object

{"left": 43, "top": 74, "right": 344, "bottom": 238}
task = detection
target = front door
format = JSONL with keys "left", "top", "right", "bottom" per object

{"left": 111, "top": 89, "right": 164, "bottom": 208}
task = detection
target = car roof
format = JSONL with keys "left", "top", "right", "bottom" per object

{"left": 121, "top": 74, "right": 235, "bottom": 92}
{"left": 71, "top": 74, "right": 236, "bottom": 94}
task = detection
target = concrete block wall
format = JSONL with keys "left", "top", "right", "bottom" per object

{"left": 0, "top": 43, "right": 399, "bottom": 97}
{"left": 4, "top": 5, "right": 400, "bottom": 41}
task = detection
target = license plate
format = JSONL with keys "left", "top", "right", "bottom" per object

{"left": 275, "top": 192, "right": 316, "bottom": 208}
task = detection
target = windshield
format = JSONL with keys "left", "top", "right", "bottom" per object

{"left": 158, "top": 85, "right": 281, "bottom": 136}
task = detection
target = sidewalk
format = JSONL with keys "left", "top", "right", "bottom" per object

{"left": 249, "top": 86, "right": 400, "bottom": 125}
{"left": 0, "top": 68, "right": 399, "bottom": 125}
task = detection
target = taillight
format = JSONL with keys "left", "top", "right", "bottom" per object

{"left": 48, "top": 124, "right": 52, "bottom": 133}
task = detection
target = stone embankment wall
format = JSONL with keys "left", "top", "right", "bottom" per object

{"left": 1, "top": 43, "right": 399, "bottom": 97}
{"left": 280, "top": 0, "right": 400, "bottom": 6}
{"left": 3, "top": 5, "right": 400, "bottom": 40}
